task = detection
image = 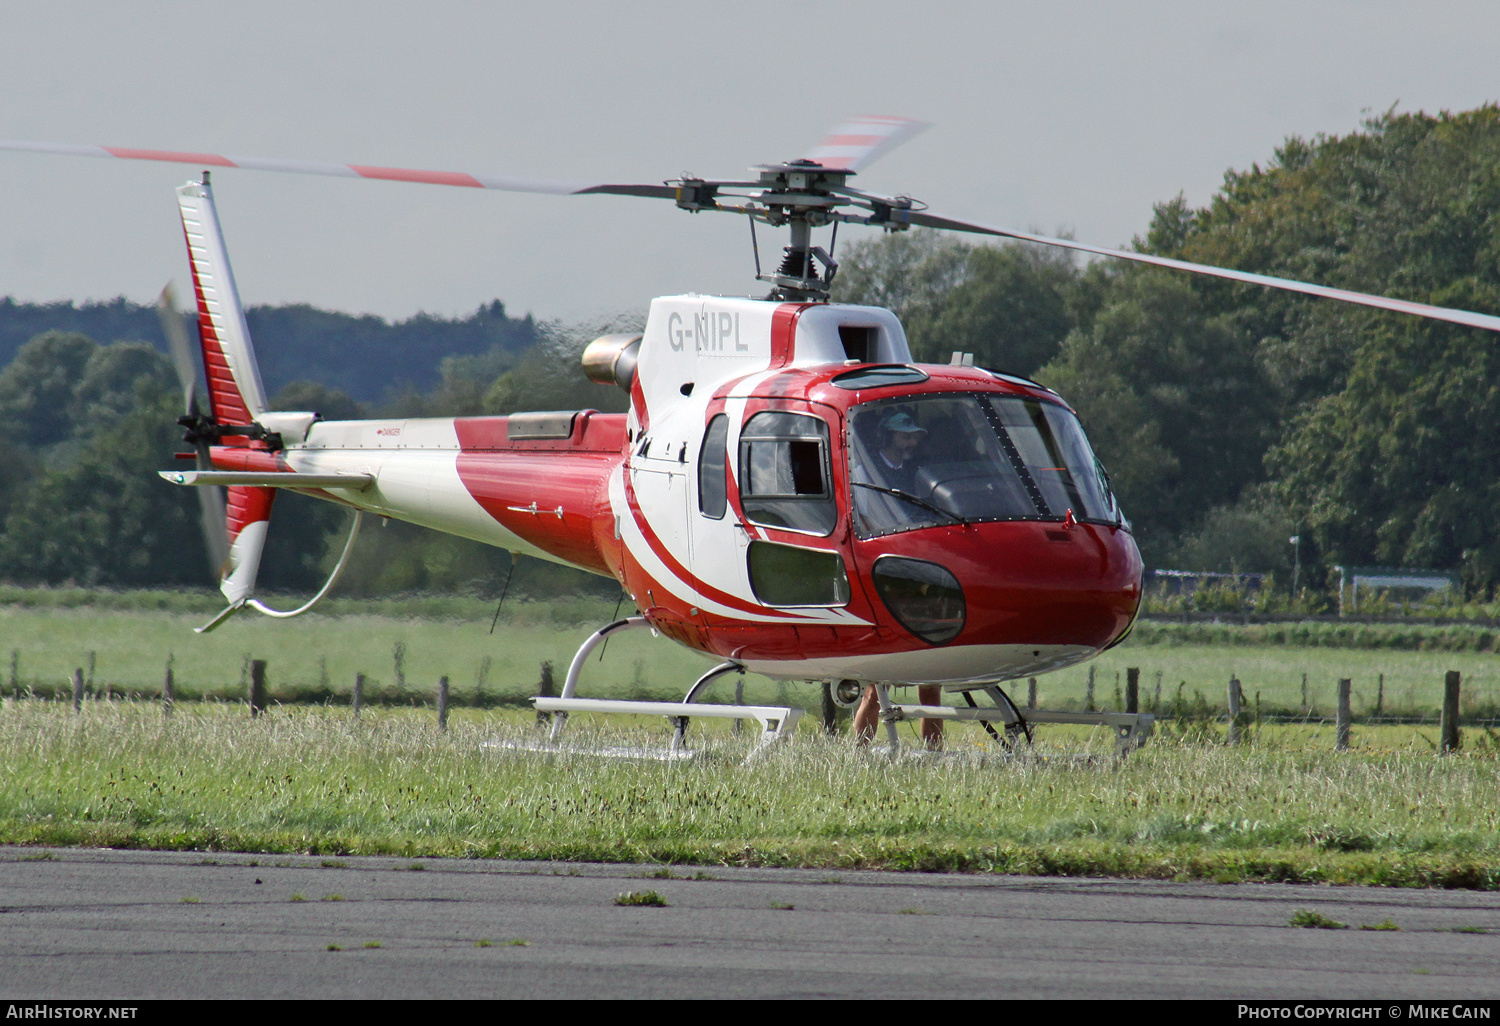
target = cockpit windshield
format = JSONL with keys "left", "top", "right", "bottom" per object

{"left": 847, "top": 393, "right": 1120, "bottom": 538}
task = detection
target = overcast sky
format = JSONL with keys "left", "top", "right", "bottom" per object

{"left": 3, "top": 1, "right": 1499, "bottom": 325}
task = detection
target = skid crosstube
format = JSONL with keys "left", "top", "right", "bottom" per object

{"left": 882, "top": 703, "right": 1154, "bottom": 755}
{"left": 531, "top": 696, "right": 802, "bottom": 764}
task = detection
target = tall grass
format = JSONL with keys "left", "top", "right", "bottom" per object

{"left": 1, "top": 702, "right": 1496, "bottom": 886}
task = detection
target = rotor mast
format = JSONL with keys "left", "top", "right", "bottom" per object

{"left": 670, "top": 158, "right": 918, "bottom": 302}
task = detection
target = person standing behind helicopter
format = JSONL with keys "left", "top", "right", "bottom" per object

{"left": 853, "top": 409, "right": 944, "bottom": 750}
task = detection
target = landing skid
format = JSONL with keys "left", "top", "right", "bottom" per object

{"left": 527, "top": 618, "right": 800, "bottom": 765}
{"left": 519, "top": 619, "right": 1152, "bottom": 763}
{"left": 884, "top": 685, "right": 1155, "bottom": 758}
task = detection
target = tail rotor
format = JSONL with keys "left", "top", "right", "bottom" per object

{"left": 156, "top": 282, "right": 230, "bottom": 578}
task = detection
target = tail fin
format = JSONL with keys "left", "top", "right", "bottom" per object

{"left": 176, "top": 178, "right": 268, "bottom": 424}
{"left": 175, "top": 177, "right": 274, "bottom": 621}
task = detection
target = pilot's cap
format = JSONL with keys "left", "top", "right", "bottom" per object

{"left": 880, "top": 411, "right": 928, "bottom": 436}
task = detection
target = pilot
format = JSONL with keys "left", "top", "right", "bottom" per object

{"left": 869, "top": 410, "right": 927, "bottom": 494}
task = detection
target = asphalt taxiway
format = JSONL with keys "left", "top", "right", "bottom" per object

{"left": 1, "top": 847, "right": 1497, "bottom": 999}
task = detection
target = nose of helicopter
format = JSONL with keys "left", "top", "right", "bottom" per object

{"left": 856, "top": 520, "right": 1142, "bottom": 653}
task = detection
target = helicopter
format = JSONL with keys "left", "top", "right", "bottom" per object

{"left": 6, "top": 118, "right": 1500, "bottom": 758}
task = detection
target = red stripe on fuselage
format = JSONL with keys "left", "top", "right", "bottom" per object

{"left": 770, "top": 303, "right": 813, "bottom": 368}
{"left": 618, "top": 463, "right": 789, "bottom": 620}
{"left": 451, "top": 418, "right": 623, "bottom": 575}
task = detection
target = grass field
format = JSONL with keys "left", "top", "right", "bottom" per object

{"left": 0, "top": 598, "right": 740, "bottom": 706}
{"left": 1, "top": 702, "right": 1496, "bottom": 887}
{"left": 4, "top": 593, "right": 1498, "bottom": 885}
{"left": 2, "top": 599, "right": 1497, "bottom": 719}
{"left": 1038, "top": 645, "right": 1500, "bottom": 720}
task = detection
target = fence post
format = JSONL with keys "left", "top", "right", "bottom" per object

{"left": 162, "top": 654, "right": 174, "bottom": 717}
{"left": 1125, "top": 668, "right": 1139, "bottom": 714}
{"left": 733, "top": 675, "right": 745, "bottom": 736}
{"left": 1301, "top": 672, "right": 1308, "bottom": 714}
{"left": 476, "top": 656, "right": 491, "bottom": 707}
{"left": 535, "top": 661, "right": 554, "bottom": 729}
{"left": 1227, "top": 677, "right": 1243, "bottom": 745}
{"left": 1335, "top": 678, "right": 1351, "bottom": 751}
{"left": 353, "top": 673, "right": 364, "bottom": 719}
{"left": 820, "top": 682, "right": 838, "bottom": 735}
{"left": 1440, "top": 670, "right": 1461, "bottom": 754}
{"left": 437, "top": 676, "right": 449, "bottom": 733}
{"left": 250, "top": 659, "right": 267, "bottom": 718}
{"left": 392, "top": 642, "right": 407, "bottom": 690}
{"left": 1085, "top": 666, "right": 1096, "bottom": 712}
{"left": 1375, "top": 673, "right": 1384, "bottom": 719}
{"left": 72, "top": 668, "right": 83, "bottom": 714}
{"left": 1027, "top": 677, "right": 1037, "bottom": 709}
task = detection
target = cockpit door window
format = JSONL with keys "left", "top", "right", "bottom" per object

{"left": 738, "top": 411, "right": 836, "bottom": 536}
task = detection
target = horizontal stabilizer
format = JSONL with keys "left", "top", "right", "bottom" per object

{"left": 161, "top": 471, "right": 374, "bottom": 490}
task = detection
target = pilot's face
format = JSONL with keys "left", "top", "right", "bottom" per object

{"left": 886, "top": 430, "right": 922, "bottom": 463}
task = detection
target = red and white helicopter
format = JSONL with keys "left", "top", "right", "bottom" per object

{"left": 7, "top": 120, "right": 1499, "bottom": 756}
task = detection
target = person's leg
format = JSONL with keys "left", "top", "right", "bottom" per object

{"left": 853, "top": 683, "right": 878, "bottom": 745}
{"left": 917, "top": 684, "right": 943, "bottom": 750}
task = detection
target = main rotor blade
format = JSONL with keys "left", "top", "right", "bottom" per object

{"left": 905, "top": 211, "right": 1500, "bottom": 334}
{"left": 804, "top": 116, "right": 930, "bottom": 172}
{"left": 0, "top": 139, "right": 676, "bottom": 199}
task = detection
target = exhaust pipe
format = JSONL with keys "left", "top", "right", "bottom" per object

{"left": 581, "top": 333, "right": 642, "bottom": 390}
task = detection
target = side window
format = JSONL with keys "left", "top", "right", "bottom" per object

{"left": 698, "top": 414, "right": 729, "bottom": 519}
{"left": 747, "top": 540, "right": 850, "bottom": 607}
{"left": 739, "top": 411, "right": 836, "bottom": 535}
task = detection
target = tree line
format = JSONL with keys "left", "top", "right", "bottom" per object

{"left": 0, "top": 310, "right": 631, "bottom": 597}
{"left": 0, "top": 297, "right": 538, "bottom": 403}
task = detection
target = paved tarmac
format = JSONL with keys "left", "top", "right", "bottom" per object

{"left": 1, "top": 846, "right": 1498, "bottom": 999}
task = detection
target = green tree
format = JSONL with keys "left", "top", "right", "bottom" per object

{"left": 0, "top": 386, "right": 207, "bottom": 586}
{"left": 904, "top": 244, "right": 1075, "bottom": 375}
{"left": 269, "top": 380, "right": 366, "bottom": 422}
{"left": 1035, "top": 270, "right": 1271, "bottom": 564}
{"left": 833, "top": 230, "right": 1079, "bottom": 376}
{"left": 483, "top": 317, "right": 638, "bottom": 415}
{"left": 1140, "top": 107, "right": 1500, "bottom": 589}
{"left": 1270, "top": 317, "right": 1500, "bottom": 590}
{"left": 833, "top": 228, "right": 971, "bottom": 323}
{"left": 0, "top": 331, "right": 98, "bottom": 447}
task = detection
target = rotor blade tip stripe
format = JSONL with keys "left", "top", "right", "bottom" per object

{"left": 103, "top": 147, "right": 236, "bottom": 167}
{"left": 349, "top": 165, "right": 484, "bottom": 188}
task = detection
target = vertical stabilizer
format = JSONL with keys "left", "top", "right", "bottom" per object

{"left": 176, "top": 179, "right": 268, "bottom": 424}
{"left": 174, "top": 178, "right": 275, "bottom": 626}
